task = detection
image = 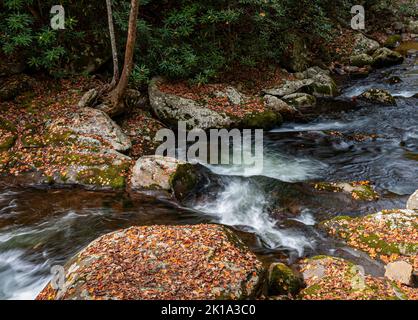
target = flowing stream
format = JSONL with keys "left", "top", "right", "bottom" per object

{"left": 0, "top": 45, "right": 417, "bottom": 300}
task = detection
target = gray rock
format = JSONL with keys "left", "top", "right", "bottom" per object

{"left": 385, "top": 261, "right": 414, "bottom": 286}
{"left": 282, "top": 93, "right": 316, "bottom": 109}
{"left": 407, "top": 20, "right": 418, "bottom": 34}
{"left": 49, "top": 107, "right": 132, "bottom": 152}
{"left": 78, "top": 89, "right": 99, "bottom": 108}
{"left": 263, "top": 79, "right": 314, "bottom": 97}
{"left": 130, "top": 155, "right": 199, "bottom": 200}
{"left": 149, "top": 78, "right": 231, "bottom": 130}
{"left": 353, "top": 33, "right": 380, "bottom": 55}
{"left": 263, "top": 95, "right": 297, "bottom": 118}
{"left": 407, "top": 190, "right": 418, "bottom": 210}
{"left": 214, "top": 86, "right": 244, "bottom": 105}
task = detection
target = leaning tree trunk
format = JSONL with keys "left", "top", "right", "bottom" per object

{"left": 110, "top": 0, "right": 139, "bottom": 113}
{"left": 106, "top": 0, "right": 119, "bottom": 89}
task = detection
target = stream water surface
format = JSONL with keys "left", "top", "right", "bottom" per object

{"left": 0, "top": 45, "right": 417, "bottom": 300}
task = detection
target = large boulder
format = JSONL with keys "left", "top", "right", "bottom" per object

{"left": 149, "top": 78, "right": 231, "bottom": 130}
{"left": 299, "top": 256, "right": 412, "bottom": 300}
{"left": 358, "top": 88, "right": 396, "bottom": 106}
{"left": 130, "top": 155, "right": 200, "bottom": 200}
{"left": 36, "top": 224, "right": 264, "bottom": 300}
{"left": 263, "top": 95, "right": 297, "bottom": 119}
{"left": 352, "top": 33, "right": 380, "bottom": 55}
{"left": 407, "top": 190, "right": 418, "bottom": 210}
{"left": 372, "top": 47, "right": 404, "bottom": 68}
{"left": 49, "top": 107, "right": 132, "bottom": 152}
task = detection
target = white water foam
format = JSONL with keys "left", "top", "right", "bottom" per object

{"left": 194, "top": 180, "right": 313, "bottom": 256}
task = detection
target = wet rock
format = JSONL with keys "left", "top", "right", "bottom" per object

{"left": 36, "top": 224, "right": 264, "bottom": 300}
{"left": 321, "top": 209, "right": 418, "bottom": 267}
{"left": 312, "top": 181, "right": 379, "bottom": 201}
{"left": 282, "top": 93, "right": 316, "bottom": 109}
{"left": 352, "top": 33, "right": 380, "bottom": 55}
{"left": 386, "top": 76, "right": 402, "bottom": 85}
{"left": 358, "top": 88, "right": 396, "bottom": 106}
{"left": 372, "top": 47, "right": 404, "bottom": 68}
{"left": 385, "top": 261, "right": 414, "bottom": 286}
{"left": 268, "top": 263, "right": 304, "bottom": 296}
{"left": 49, "top": 107, "right": 132, "bottom": 152}
{"left": 349, "top": 54, "right": 373, "bottom": 67}
{"left": 130, "top": 155, "right": 200, "bottom": 200}
{"left": 0, "top": 74, "right": 34, "bottom": 101}
{"left": 407, "top": 190, "right": 418, "bottom": 210}
{"left": 299, "top": 256, "right": 410, "bottom": 300}
{"left": 149, "top": 77, "right": 231, "bottom": 130}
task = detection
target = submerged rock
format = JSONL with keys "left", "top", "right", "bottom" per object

{"left": 312, "top": 181, "right": 379, "bottom": 201}
{"left": 130, "top": 155, "right": 200, "bottom": 200}
{"left": 358, "top": 88, "right": 396, "bottom": 106}
{"left": 372, "top": 47, "right": 404, "bottom": 68}
{"left": 407, "top": 190, "right": 418, "bottom": 210}
{"left": 36, "top": 224, "right": 264, "bottom": 300}
{"left": 268, "top": 263, "right": 304, "bottom": 296}
{"left": 299, "top": 256, "right": 412, "bottom": 300}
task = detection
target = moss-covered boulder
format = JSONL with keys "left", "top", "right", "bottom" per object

{"left": 263, "top": 95, "right": 297, "bottom": 120}
{"left": 349, "top": 53, "right": 373, "bottom": 67}
{"left": 299, "top": 256, "right": 412, "bottom": 300}
{"left": 36, "top": 224, "right": 264, "bottom": 300}
{"left": 130, "top": 155, "right": 200, "bottom": 200}
{"left": 321, "top": 210, "right": 418, "bottom": 267}
{"left": 268, "top": 263, "right": 304, "bottom": 296}
{"left": 358, "top": 89, "right": 396, "bottom": 106}
{"left": 372, "top": 47, "right": 404, "bottom": 68}
{"left": 238, "top": 110, "right": 282, "bottom": 130}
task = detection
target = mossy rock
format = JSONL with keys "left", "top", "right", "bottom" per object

{"left": 76, "top": 164, "right": 129, "bottom": 189}
{"left": 170, "top": 163, "right": 200, "bottom": 201}
{"left": 384, "top": 35, "right": 402, "bottom": 49}
{"left": 268, "top": 263, "right": 304, "bottom": 296}
{"left": 238, "top": 110, "right": 282, "bottom": 130}
{"left": 372, "top": 48, "right": 404, "bottom": 68}
{"left": 349, "top": 54, "right": 373, "bottom": 67}
{"left": 358, "top": 89, "right": 396, "bottom": 106}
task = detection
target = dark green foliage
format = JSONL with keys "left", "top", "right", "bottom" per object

{"left": 0, "top": 0, "right": 411, "bottom": 82}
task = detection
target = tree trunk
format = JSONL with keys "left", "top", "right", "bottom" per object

{"left": 110, "top": 0, "right": 139, "bottom": 111}
{"left": 106, "top": 0, "right": 119, "bottom": 89}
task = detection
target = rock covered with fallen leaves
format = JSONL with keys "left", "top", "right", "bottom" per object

{"left": 36, "top": 224, "right": 264, "bottom": 300}
{"left": 149, "top": 77, "right": 282, "bottom": 130}
{"left": 312, "top": 181, "right": 379, "bottom": 201}
{"left": 321, "top": 210, "right": 418, "bottom": 269}
{"left": 130, "top": 155, "right": 200, "bottom": 200}
{"left": 299, "top": 256, "right": 416, "bottom": 300}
